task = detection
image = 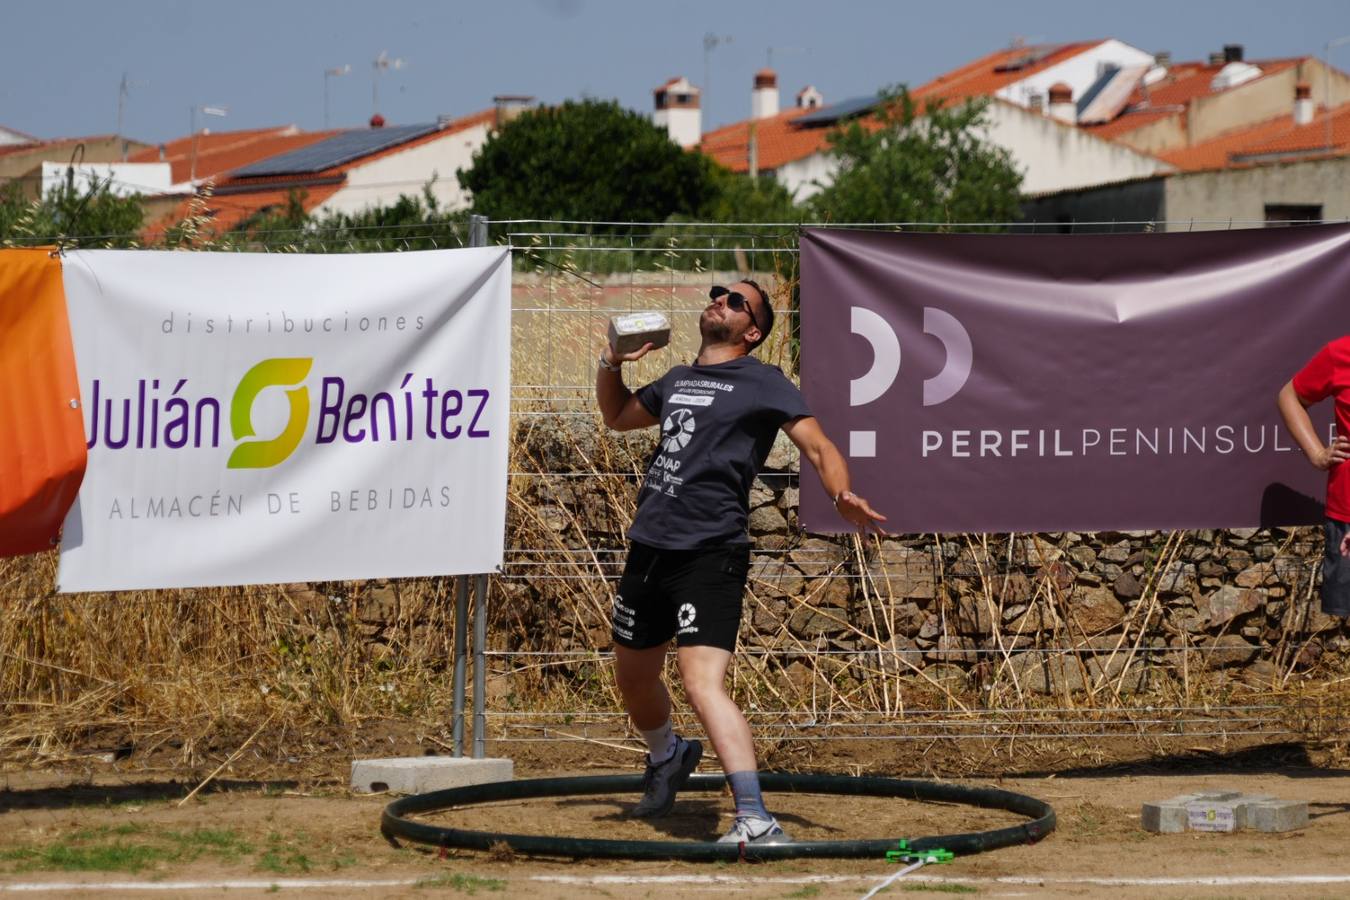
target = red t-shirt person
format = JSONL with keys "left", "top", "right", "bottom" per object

{"left": 1291, "top": 337, "right": 1350, "bottom": 521}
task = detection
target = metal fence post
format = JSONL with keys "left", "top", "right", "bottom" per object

{"left": 451, "top": 575, "right": 469, "bottom": 757}
{"left": 472, "top": 572, "right": 489, "bottom": 759}
{"left": 467, "top": 215, "right": 490, "bottom": 759}
{"left": 469, "top": 214, "right": 488, "bottom": 249}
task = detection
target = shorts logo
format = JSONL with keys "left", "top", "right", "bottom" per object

{"left": 661, "top": 408, "right": 696, "bottom": 453}
{"left": 677, "top": 603, "right": 697, "bottom": 628}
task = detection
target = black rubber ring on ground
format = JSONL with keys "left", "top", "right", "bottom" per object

{"left": 382, "top": 772, "right": 1056, "bottom": 861}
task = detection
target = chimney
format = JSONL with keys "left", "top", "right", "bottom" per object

{"left": 1295, "top": 81, "right": 1315, "bottom": 126}
{"left": 1224, "top": 43, "right": 1244, "bottom": 63}
{"left": 796, "top": 85, "right": 823, "bottom": 110}
{"left": 752, "top": 68, "right": 779, "bottom": 119}
{"left": 652, "top": 77, "right": 702, "bottom": 147}
{"left": 1047, "top": 82, "right": 1076, "bottom": 124}
{"left": 493, "top": 95, "right": 535, "bottom": 128}
{"left": 1154, "top": 50, "right": 1172, "bottom": 68}
{"left": 1209, "top": 51, "right": 1226, "bottom": 66}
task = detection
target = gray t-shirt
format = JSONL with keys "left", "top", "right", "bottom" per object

{"left": 628, "top": 355, "right": 811, "bottom": 549}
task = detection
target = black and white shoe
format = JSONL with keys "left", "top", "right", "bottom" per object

{"left": 717, "top": 815, "right": 792, "bottom": 845}
{"left": 631, "top": 737, "right": 702, "bottom": 818}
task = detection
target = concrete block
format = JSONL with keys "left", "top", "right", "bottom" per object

{"left": 1141, "top": 801, "right": 1190, "bottom": 833}
{"left": 1248, "top": 800, "right": 1308, "bottom": 833}
{"left": 351, "top": 756, "right": 513, "bottom": 795}
{"left": 1191, "top": 790, "right": 1243, "bottom": 802}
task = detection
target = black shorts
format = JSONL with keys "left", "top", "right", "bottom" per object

{"left": 611, "top": 541, "right": 751, "bottom": 652}
{"left": 1322, "top": 517, "right": 1350, "bottom": 618}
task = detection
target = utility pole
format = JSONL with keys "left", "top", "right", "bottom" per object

{"left": 116, "top": 72, "right": 147, "bottom": 160}
{"left": 372, "top": 50, "right": 405, "bottom": 119}
{"left": 189, "top": 104, "right": 228, "bottom": 184}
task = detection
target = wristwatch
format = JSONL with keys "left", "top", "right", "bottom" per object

{"left": 598, "top": 353, "right": 622, "bottom": 373}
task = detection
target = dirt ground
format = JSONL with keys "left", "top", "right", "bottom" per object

{"left": 4, "top": 741, "right": 1350, "bottom": 899}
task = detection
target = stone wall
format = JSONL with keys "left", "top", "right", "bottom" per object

{"left": 505, "top": 420, "right": 1350, "bottom": 696}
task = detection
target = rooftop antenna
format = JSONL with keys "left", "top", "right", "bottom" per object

{"left": 703, "top": 32, "right": 733, "bottom": 127}
{"left": 188, "top": 104, "right": 229, "bottom": 184}
{"left": 116, "top": 72, "right": 148, "bottom": 159}
{"left": 324, "top": 64, "right": 351, "bottom": 129}
{"left": 372, "top": 50, "right": 405, "bottom": 119}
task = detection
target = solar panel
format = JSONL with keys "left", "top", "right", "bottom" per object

{"left": 791, "top": 94, "right": 881, "bottom": 128}
{"left": 230, "top": 124, "right": 441, "bottom": 178}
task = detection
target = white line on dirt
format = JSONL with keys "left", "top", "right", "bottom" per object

{"left": 5, "top": 873, "right": 1350, "bottom": 892}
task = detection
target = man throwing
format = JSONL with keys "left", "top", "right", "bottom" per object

{"left": 596, "top": 279, "right": 886, "bottom": 845}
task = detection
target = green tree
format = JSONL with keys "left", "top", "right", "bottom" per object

{"left": 809, "top": 88, "right": 1023, "bottom": 226}
{"left": 459, "top": 100, "right": 717, "bottom": 229}
{"left": 0, "top": 172, "right": 144, "bottom": 248}
{"left": 697, "top": 163, "right": 799, "bottom": 224}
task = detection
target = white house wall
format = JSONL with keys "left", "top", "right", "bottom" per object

{"left": 995, "top": 39, "right": 1156, "bottom": 110}
{"left": 312, "top": 123, "right": 491, "bottom": 217}
{"left": 775, "top": 152, "right": 839, "bottom": 201}
{"left": 980, "top": 102, "right": 1172, "bottom": 195}
{"left": 767, "top": 102, "right": 1169, "bottom": 202}
{"left": 40, "top": 161, "right": 172, "bottom": 198}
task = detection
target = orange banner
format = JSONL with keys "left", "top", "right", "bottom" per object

{"left": 0, "top": 249, "right": 86, "bottom": 557}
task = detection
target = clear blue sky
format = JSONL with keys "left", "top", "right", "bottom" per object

{"left": 3, "top": 0, "right": 1347, "bottom": 144}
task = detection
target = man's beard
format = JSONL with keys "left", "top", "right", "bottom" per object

{"left": 700, "top": 311, "right": 732, "bottom": 342}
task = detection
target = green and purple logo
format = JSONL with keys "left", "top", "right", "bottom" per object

{"left": 83, "top": 357, "right": 494, "bottom": 466}
{"left": 227, "top": 357, "right": 313, "bottom": 469}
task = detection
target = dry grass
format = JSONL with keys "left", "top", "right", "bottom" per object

{"left": 4, "top": 241, "right": 1350, "bottom": 777}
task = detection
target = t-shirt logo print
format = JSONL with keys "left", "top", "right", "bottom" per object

{"left": 677, "top": 603, "right": 697, "bottom": 628}
{"left": 661, "top": 408, "right": 696, "bottom": 453}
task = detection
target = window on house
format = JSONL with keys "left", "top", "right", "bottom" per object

{"left": 1264, "top": 204, "right": 1322, "bottom": 226}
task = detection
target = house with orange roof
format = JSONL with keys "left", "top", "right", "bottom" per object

{"left": 691, "top": 39, "right": 1175, "bottom": 202}
{"left": 1023, "top": 82, "right": 1350, "bottom": 231}
{"left": 126, "top": 125, "right": 340, "bottom": 190}
{"left": 686, "top": 41, "right": 1350, "bottom": 208}
{"left": 1080, "top": 46, "right": 1350, "bottom": 155}
{"left": 145, "top": 100, "right": 518, "bottom": 238}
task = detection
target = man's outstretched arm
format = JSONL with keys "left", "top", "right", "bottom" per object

{"left": 596, "top": 342, "right": 659, "bottom": 431}
{"left": 782, "top": 416, "right": 887, "bottom": 532}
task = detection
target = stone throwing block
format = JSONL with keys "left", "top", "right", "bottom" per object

{"left": 351, "top": 756, "right": 513, "bottom": 795}
{"left": 1143, "top": 790, "right": 1303, "bottom": 834}
{"left": 1248, "top": 800, "right": 1308, "bottom": 833}
{"left": 1142, "top": 795, "right": 1197, "bottom": 833}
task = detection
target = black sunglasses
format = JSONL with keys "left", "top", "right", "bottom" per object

{"left": 709, "top": 285, "right": 766, "bottom": 334}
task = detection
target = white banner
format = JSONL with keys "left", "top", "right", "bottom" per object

{"left": 57, "top": 248, "right": 510, "bottom": 591}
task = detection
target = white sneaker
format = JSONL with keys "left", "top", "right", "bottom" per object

{"left": 717, "top": 815, "right": 792, "bottom": 845}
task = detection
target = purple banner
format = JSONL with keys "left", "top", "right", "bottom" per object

{"left": 800, "top": 226, "right": 1350, "bottom": 533}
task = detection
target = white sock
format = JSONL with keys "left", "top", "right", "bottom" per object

{"left": 640, "top": 720, "right": 677, "bottom": 764}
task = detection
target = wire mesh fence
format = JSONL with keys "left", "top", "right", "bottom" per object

{"left": 3, "top": 217, "right": 1349, "bottom": 767}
